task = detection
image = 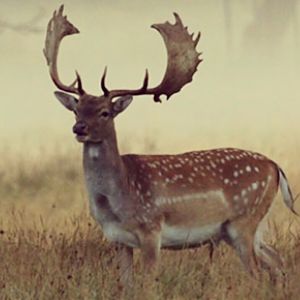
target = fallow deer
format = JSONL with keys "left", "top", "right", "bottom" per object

{"left": 44, "top": 5, "right": 297, "bottom": 295}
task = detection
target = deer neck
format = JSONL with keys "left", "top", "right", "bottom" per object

{"left": 83, "top": 127, "right": 128, "bottom": 199}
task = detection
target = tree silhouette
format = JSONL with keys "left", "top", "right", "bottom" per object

{"left": 222, "top": 0, "right": 299, "bottom": 58}
{"left": 0, "top": 8, "right": 44, "bottom": 34}
{"left": 243, "top": 0, "right": 299, "bottom": 57}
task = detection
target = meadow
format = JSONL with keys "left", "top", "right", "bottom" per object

{"left": 0, "top": 136, "right": 300, "bottom": 300}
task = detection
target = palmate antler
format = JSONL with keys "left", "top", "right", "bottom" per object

{"left": 43, "top": 5, "right": 84, "bottom": 95}
{"left": 44, "top": 6, "right": 202, "bottom": 102}
{"left": 104, "top": 13, "right": 202, "bottom": 102}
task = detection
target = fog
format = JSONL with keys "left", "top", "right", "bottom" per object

{"left": 1, "top": 0, "right": 299, "bottom": 151}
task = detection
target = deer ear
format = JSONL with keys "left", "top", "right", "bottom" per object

{"left": 112, "top": 95, "right": 133, "bottom": 116}
{"left": 54, "top": 91, "right": 78, "bottom": 111}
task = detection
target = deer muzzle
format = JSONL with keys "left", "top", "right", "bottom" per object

{"left": 73, "top": 121, "right": 88, "bottom": 136}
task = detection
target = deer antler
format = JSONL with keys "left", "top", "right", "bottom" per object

{"left": 103, "top": 13, "right": 202, "bottom": 102}
{"left": 43, "top": 5, "right": 84, "bottom": 95}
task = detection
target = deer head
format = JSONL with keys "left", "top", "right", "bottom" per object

{"left": 44, "top": 5, "right": 202, "bottom": 143}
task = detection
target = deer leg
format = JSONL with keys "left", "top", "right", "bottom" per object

{"left": 253, "top": 188, "right": 285, "bottom": 282}
{"left": 208, "top": 241, "right": 214, "bottom": 263}
{"left": 115, "top": 244, "right": 134, "bottom": 298}
{"left": 137, "top": 231, "right": 161, "bottom": 299}
{"left": 225, "top": 223, "right": 259, "bottom": 278}
{"left": 254, "top": 241, "right": 287, "bottom": 290}
{"left": 255, "top": 243, "right": 283, "bottom": 271}
{"left": 254, "top": 237, "right": 285, "bottom": 283}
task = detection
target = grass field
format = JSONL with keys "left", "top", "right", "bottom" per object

{"left": 1, "top": 137, "right": 300, "bottom": 299}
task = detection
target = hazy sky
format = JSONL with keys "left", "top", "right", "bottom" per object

{"left": 1, "top": 0, "right": 300, "bottom": 151}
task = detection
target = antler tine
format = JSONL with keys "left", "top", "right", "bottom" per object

{"left": 173, "top": 12, "right": 183, "bottom": 26}
{"left": 107, "top": 13, "right": 201, "bottom": 102}
{"left": 75, "top": 71, "right": 85, "bottom": 95}
{"left": 194, "top": 32, "right": 201, "bottom": 46}
{"left": 44, "top": 5, "right": 84, "bottom": 95}
{"left": 141, "top": 69, "right": 149, "bottom": 91}
{"left": 101, "top": 67, "right": 109, "bottom": 97}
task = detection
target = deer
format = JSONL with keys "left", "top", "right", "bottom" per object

{"left": 44, "top": 5, "right": 297, "bottom": 297}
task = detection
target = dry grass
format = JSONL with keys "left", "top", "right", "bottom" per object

{"left": 1, "top": 139, "right": 300, "bottom": 299}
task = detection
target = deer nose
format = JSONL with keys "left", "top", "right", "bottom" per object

{"left": 73, "top": 121, "right": 88, "bottom": 135}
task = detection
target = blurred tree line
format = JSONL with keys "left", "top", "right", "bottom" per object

{"left": 223, "top": 0, "right": 299, "bottom": 58}
{"left": 1, "top": 1, "right": 299, "bottom": 60}
{"left": 0, "top": 8, "right": 43, "bottom": 34}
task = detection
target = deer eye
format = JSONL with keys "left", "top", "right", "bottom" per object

{"left": 99, "top": 111, "right": 110, "bottom": 118}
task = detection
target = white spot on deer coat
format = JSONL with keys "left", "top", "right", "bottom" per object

{"left": 148, "top": 163, "right": 156, "bottom": 168}
{"left": 233, "top": 195, "right": 239, "bottom": 201}
{"left": 210, "top": 161, "right": 216, "bottom": 168}
{"left": 246, "top": 166, "right": 251, "bottom": 172}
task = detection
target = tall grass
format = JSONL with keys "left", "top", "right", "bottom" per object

{"left": 0, "top": 137, "right": 300, "bottom": 299}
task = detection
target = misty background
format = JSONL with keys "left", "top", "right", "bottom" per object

{"left": 1, "top": 0, "right": 300, "bottom": 153}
